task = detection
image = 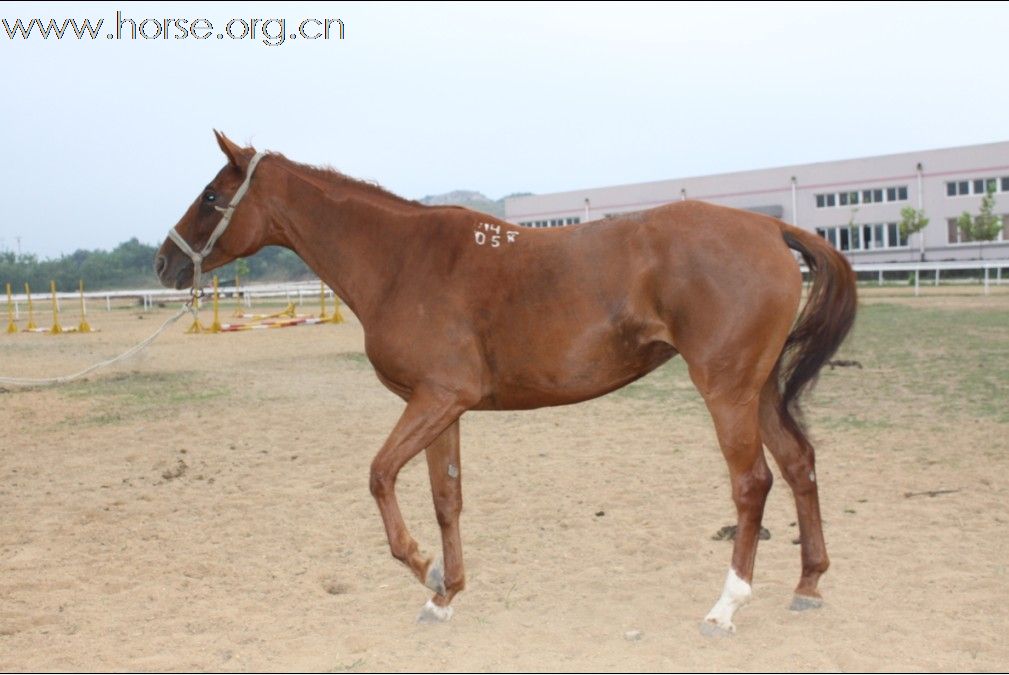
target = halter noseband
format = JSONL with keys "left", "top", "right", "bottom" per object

{"left": 167, "top": 150, "right": 266, "bottom": 295}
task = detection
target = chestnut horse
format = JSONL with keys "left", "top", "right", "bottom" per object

{"left": 155, "top": 132, "right": 856, "bottom": 633}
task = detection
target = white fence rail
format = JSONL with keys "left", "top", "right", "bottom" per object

{"left": 798, "top": 259, "right": 1009, "bottom": 296}
{"left": 5, "top": 280, "right": 336, "bottom": 318}
{"left": 7, "top": 258, "right": 1009, "bottom": 314}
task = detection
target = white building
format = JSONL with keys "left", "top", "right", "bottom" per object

{"left": 504, "top": 141, "right": 1009, "bottom": 262}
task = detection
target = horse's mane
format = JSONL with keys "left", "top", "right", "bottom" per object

{"left": 266, "top": 151, "right": 422, "bottom": 209}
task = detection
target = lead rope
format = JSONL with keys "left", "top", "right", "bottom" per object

{"left": 0, "top": 304, "right": 190, "bottom": 387}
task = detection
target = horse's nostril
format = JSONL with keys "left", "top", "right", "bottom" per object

{"left": 154, "top": 255, "right": 167, "bottom": 275}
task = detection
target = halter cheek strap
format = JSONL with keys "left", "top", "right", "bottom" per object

{"left": 168, "top": 150, "right": 266, "bottom": 295}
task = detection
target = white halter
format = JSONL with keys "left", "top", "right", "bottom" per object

{"left": 168, "top": 150, "right": 266, "bottom": 294}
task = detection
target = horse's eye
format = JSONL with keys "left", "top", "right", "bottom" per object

{"left": 204, "top": 191, "right": 217, "bottom": 203}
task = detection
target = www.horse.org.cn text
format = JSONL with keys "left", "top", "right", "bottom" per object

{"left": 1, "top": 12, "right": 346, "bottom": 47}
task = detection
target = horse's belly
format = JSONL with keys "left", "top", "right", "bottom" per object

{"left": 478, "top": 340, "right": 677, "bottom": 410}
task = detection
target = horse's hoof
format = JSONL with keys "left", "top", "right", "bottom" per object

{"left": 424, "top": 558, "right": 446, "bottom": 596}
{"left": 789, "top": 594, "right": 824, "bottom": 611}
{"left": 699, "top": 620, "right": 735, "bottom": 638}
{"left": 417, "top": 599, "right": 453, "bottom": 623}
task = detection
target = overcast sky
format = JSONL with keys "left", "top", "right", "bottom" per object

{"left": 3, "top": 1, "right": 1008, "bottom": 258}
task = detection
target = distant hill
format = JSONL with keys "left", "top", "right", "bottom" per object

{"left": 418, "top": 190, "right": 533, "bottom": 219}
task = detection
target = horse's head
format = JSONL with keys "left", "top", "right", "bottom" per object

{"left": 154, "top": 131, "right": 272, "bottom": 290}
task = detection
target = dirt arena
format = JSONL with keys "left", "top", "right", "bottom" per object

{"left": 2, "top": 288, "right": 1008, "bottom": 671}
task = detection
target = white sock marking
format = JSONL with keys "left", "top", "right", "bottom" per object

{"left": 417, "top": 599, "right": 453, "bottom": 623}
{"left": 703, "top": 568, "right": 752, "bottom": 632}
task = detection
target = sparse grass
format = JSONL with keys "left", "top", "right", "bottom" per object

{"left": 613, "top": 359, "right": 701, "bottom": 412}
{"left": 327, "top": 351, "right": 371, "bottom": 368}
{"left": 613, "top": 302, "right": 1009, "bottom": 427}
{"left": 823, "top": 303, "right": 1009, "bottom": 425}
{"left": 61, "top": 371, "right": 229, "bottom": 426}
{"left": 326, "top": 658, "right": 365, "bottom": 672}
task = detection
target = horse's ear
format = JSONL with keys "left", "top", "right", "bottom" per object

{"left": 214, "top": 130, "right": 244, "bottom": 168}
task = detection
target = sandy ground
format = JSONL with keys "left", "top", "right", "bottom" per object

{"left": 1, "top": 293, "right": 1008, "bottom": 672}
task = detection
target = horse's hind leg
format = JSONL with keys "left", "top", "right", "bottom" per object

{"left": 759, "top": 378, "right": 829, "bottom": 609}
{"left": 698, "top": 391, "right": 773, "bottom": 635}
{"left": 417, "top": 419, "right": 465, "bottom": 622}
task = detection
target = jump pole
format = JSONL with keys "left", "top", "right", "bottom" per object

{"left": 185, "top": 292, "right": 206, "bottom": 334}
{"left": 233, "top": 273, "right": 243, "bottom": 317}
{"left": 210, "top": 275, "right": 222, "bottom": 333}
{"left": 330, "top": 289, "right": 344, "bottom": 324}
{"left": 49, "top": 280, "right": 62, "bottom": 334}
{"left": 319, "top": 279, "right": 329, "bottom": 320}
{"left": 5, "top": 283, "right": 16, "bottom": 334}
{"left": 25, "top": 283, "right": 37, "bottom": 330}
{"left": 77, "top": 280, "right": 92, "bottom": 333}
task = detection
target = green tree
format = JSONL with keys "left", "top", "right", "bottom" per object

{"left": 899, "top": 206, "right": 929, "bottom": 261}
{"left": 234, "top": 258, "right": 250, "bottom": 283}
{"left": 2, "top": 240, "right": 314, "bottom": 292}
{"left": 957, "top": 183, "right": 1004, "bottom": 259}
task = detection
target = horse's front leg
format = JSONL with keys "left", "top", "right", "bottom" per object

{"left": 368, "top": 386, "right": 469, "bottom": 620}
{"left": 419, "top": 419, "right": 464, "bottom": 622}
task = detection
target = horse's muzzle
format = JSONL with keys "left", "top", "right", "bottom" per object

{"left": 153, "top": 251, "right": 193, "bottom": 289}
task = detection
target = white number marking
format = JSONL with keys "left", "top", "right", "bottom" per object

{"left": 474, "top": 222, "right": 519, "bottom": 249}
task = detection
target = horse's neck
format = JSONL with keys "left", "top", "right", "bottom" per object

{"left": 268, "top": 168, "right": 420, "bottom": 325}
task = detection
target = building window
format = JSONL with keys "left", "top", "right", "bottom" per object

{"left": 819, "top": 222, "right": 907, "bottom": 251}
{"left": 946, "top": 176, "right": 1009, "bottom": 197}
{"left": 816, "top": 185, "right": 908, "bottom": 207}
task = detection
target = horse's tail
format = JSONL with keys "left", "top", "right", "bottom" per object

{"left": 776, "top": 223, "right": 858, "bottom": 447}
